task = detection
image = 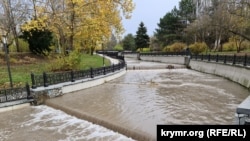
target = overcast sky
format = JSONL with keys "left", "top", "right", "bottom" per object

{"left": 122, "top": 0, "right": 181, "bottom": 37}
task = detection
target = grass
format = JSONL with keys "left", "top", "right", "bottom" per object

{"left": 0, "top": 53, "right": 110, "bottom": 89}
{"left": 79, "top": 54, "right": 110, "bottom": 70}
{"left": 202, "top": 49, "right": 250, "bottom": 55}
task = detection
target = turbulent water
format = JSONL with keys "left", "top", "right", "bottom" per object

{"left": 46, "top": 68, "right": 249, "bottom": 139}
{"left": 0, "top": 59, "right": 249, "bottom": 141}
{"left": 0, "top": 105, "right": 134, "bottom": 141}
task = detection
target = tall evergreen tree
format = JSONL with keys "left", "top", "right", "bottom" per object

{"left": 21, "top": 27, "right": 52, "bottom": 55}
{"left": 179, "top": 0, "right": 196, "bottom": 22}
{"left": 155, "top": 7, "right": 183, "bottom": 47}
{"left": 122, "top": 33, "right": 136, "bottom": 51}
{"left": 135, "top": 22, "right": 150, "bottom": 51}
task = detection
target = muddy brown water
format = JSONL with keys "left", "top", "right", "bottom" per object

{"left": 0, "top": 59, "right": 249, "bottom": 141}
{"left": 47, "top": 68, "right": 249, "bottom": 140}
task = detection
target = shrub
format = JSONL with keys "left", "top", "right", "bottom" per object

{"left": 223, "top": 42, "right": 236, "bottom": 52}
{"left": 163, "top": 45, "right": 171, "bottom": 52}
{"left": 136, "top": 47, "right": 150, "bottom": 52}
{"left": 241, "top": 41, "right": 250, "bottom": 50}
{"left": 49, "top": 51, "right": 81, "bottom": 71}
{"left": 10, "top": 58, "right": 18, "bottom": 64}
{"left": 114, "top": 44, "right": 123, "bottom": 51}
{"left": 163, "top": 42, "right": 186, "bottom": 52}
{"left": 8, "top": 38, "right": 29, "bottom": 52}
{"left": 189, "top": 42, "right": 207, "bottom": 55}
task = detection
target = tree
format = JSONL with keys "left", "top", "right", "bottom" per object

{"left": 155, "top": 7, "right": 184, "bottom": 47}
{"left": 122, "top": 33, "right": 135, "bottom": 51}
{"left": 22, "top": 0, "right": 135, "bottom": 55}
{"left": 179, "top": 0, "right": 196, "bottom": 22}
{"left": 21, "top": 18, "right": 53, "bottom": 55}
{"left": 149, "top": 36, "right": 161, "bottom": 52}
{"left": 178, "top": 0, "right": 196, "bottom": 46}
{"left": 186, "top": 0, "right": 232, "bottom": 51}
{"left": 0, "top": 0, "right": 29, "bottom": 52}
{"left": 135, "top": 22, "right": 150, "bottom": 51}
{"left": 106, "top": 33, "right": 117, "bottom": 50}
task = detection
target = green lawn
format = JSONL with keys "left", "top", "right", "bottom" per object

{"left": 202, "top": 50, "right": 250, "bottom": 55}
{"left": 0, "top": 53, "right": 110, "bottom": 89}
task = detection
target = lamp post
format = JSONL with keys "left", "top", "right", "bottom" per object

{"left": 102, "top": 43, "right": 105, "bottom": 66}
{"left": 1, "top": 33, "right": 13, "bottom": 88}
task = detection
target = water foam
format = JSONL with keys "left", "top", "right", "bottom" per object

{"left": 22, "top": 105, "right": 135, "bottom": 141}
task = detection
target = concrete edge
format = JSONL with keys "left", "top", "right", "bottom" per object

{"left": 62, "top": 69, "right": 126, "bottom": 94}
{"left": 0, "top": 103, "right": 30, "bottom": 113}
{"left": 45, "top": 101, "right": 155, "bottom": 141}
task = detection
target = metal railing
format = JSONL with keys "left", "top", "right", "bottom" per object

{"left": 0, "top": 83, "right": 32, "bottom": 103}
{"left": 191, "top": 54, "right": 250, "bottom": 66}
{"left": 140, "top": 52, "right": 190, "bottom": 56}
{"left": 31, "top": 61, "right": 126, "bottom": 88}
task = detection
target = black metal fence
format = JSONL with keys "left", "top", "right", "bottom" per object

{"left": 140, "top": 52, "right": 190, "bottom": 56}
{"left": 96, "top": 50, "right": 125, "bottom": 60}
{"left": 191, "top": 54, "right": 250, "bottom": 66}
{"left": 136, "top": 51, "right": 250, "bottom": 67}
{"left": 0, "top": 83, "right": 32, "bottom": 103}
{"left": 31, "top": 61, "right": 126, "bottom": 88}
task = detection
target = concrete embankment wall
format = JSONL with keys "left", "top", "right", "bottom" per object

{"left": 31, "top": 55, "right": 126, "bottom": 105}
{"left": 62, "top": 70, "right": 126, "bottom": 93}
{"left": 139, "top": 56, "right": 186, "bottom": 65}
{"left": 189, "top": 60, "right": 250, "bottom": 89}
{"left": 139, "top": 55, "right": 250, "bottom": 89}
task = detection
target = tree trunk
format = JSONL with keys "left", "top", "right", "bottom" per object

{"left": 12, "top": 29, "right": 20, "bottom": 52}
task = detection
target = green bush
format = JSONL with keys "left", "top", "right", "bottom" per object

{"left": 114, "top": 44, "right": 123, "bottom": 51}
{"left": 241, "top": 41, "right": 250, "bottom": 50}
{"left": 223, "top": 42, "right": 236, "bottom": 52}
{"left": 49, "top": 51, "right": 81, "bottom": 71}
{"left": 223, "top": 41, "right": 250, "bottom": 52}
{"left": 163, "top": 42, "right": 186, "bottom": 52}
{"left": 9, "top": 39, "right": 30, "bottom": 52}
{"left": 136, "top": 47, "right": 150, "bottom": 52}
{"left": 163, "top": 45, "right": 171, "bottom": 52}
{"left": 189, "top": 42, "right": 207, "bottom": 55}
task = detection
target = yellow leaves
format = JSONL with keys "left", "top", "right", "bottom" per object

{"left": 21, "top": 16, "right": 49, "bottom": 32}
{"left": 22, "top": 0, "right": 135, "bottom": 52}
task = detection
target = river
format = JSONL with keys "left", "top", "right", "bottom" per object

{"left": 0, "top": 59, "right": 249, "bottom": 141}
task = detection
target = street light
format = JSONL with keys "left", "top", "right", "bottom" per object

{"left": 1, "top": 31, "right": 13, "bottom": 88}
{"left": 102, "top": 43, "right": 105, "bottom": 66}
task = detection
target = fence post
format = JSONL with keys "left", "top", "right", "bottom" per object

{"left": 31, "top": 73, "right": 36, "bottom": 89}
{"left": 43, "top": 72, "right": 48, "bottom": 87}
{"left": 201, "top": 54, "right": 203, "bottom": 60}
{"left": 233, "top": 54, "right": 236, "bottom": 65}
{"left": 216, "top": 54, "right": 219, "bottom": 62}
{"left": 118, "top": 63, "right": 121, "bottom": 70}
{"left": 4, "top": 89, "right": 7, "bottom": 102}
{"left": 208, "top": 54, "right": 211, "bottom": 61}
{"left": 112, "top": 64, "right": 115, "bottom": 72}
{"left": 103, "top": 66, "right": 106, "bottom": 75}
{"left": 244, "top": 54, "right": 247, "bottom": 66}
{"left": 26, "top": 83, "right": 32, "bottom": 99}
{"left": 71, "top": 70, "right": 75, "bottom": 82}
{"left": 90, "top": 68, "right": 94, "bottom": 78}
{"left": 224, "top": 55, "right": 227, "bottom": 64}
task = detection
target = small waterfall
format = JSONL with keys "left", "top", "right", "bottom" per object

{"left": 45, "top": 100, "right": 155, "bottom": 141}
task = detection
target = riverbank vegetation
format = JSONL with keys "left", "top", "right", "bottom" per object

{"left": 0, "top": 53, "right": 110, "bottom": 89}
